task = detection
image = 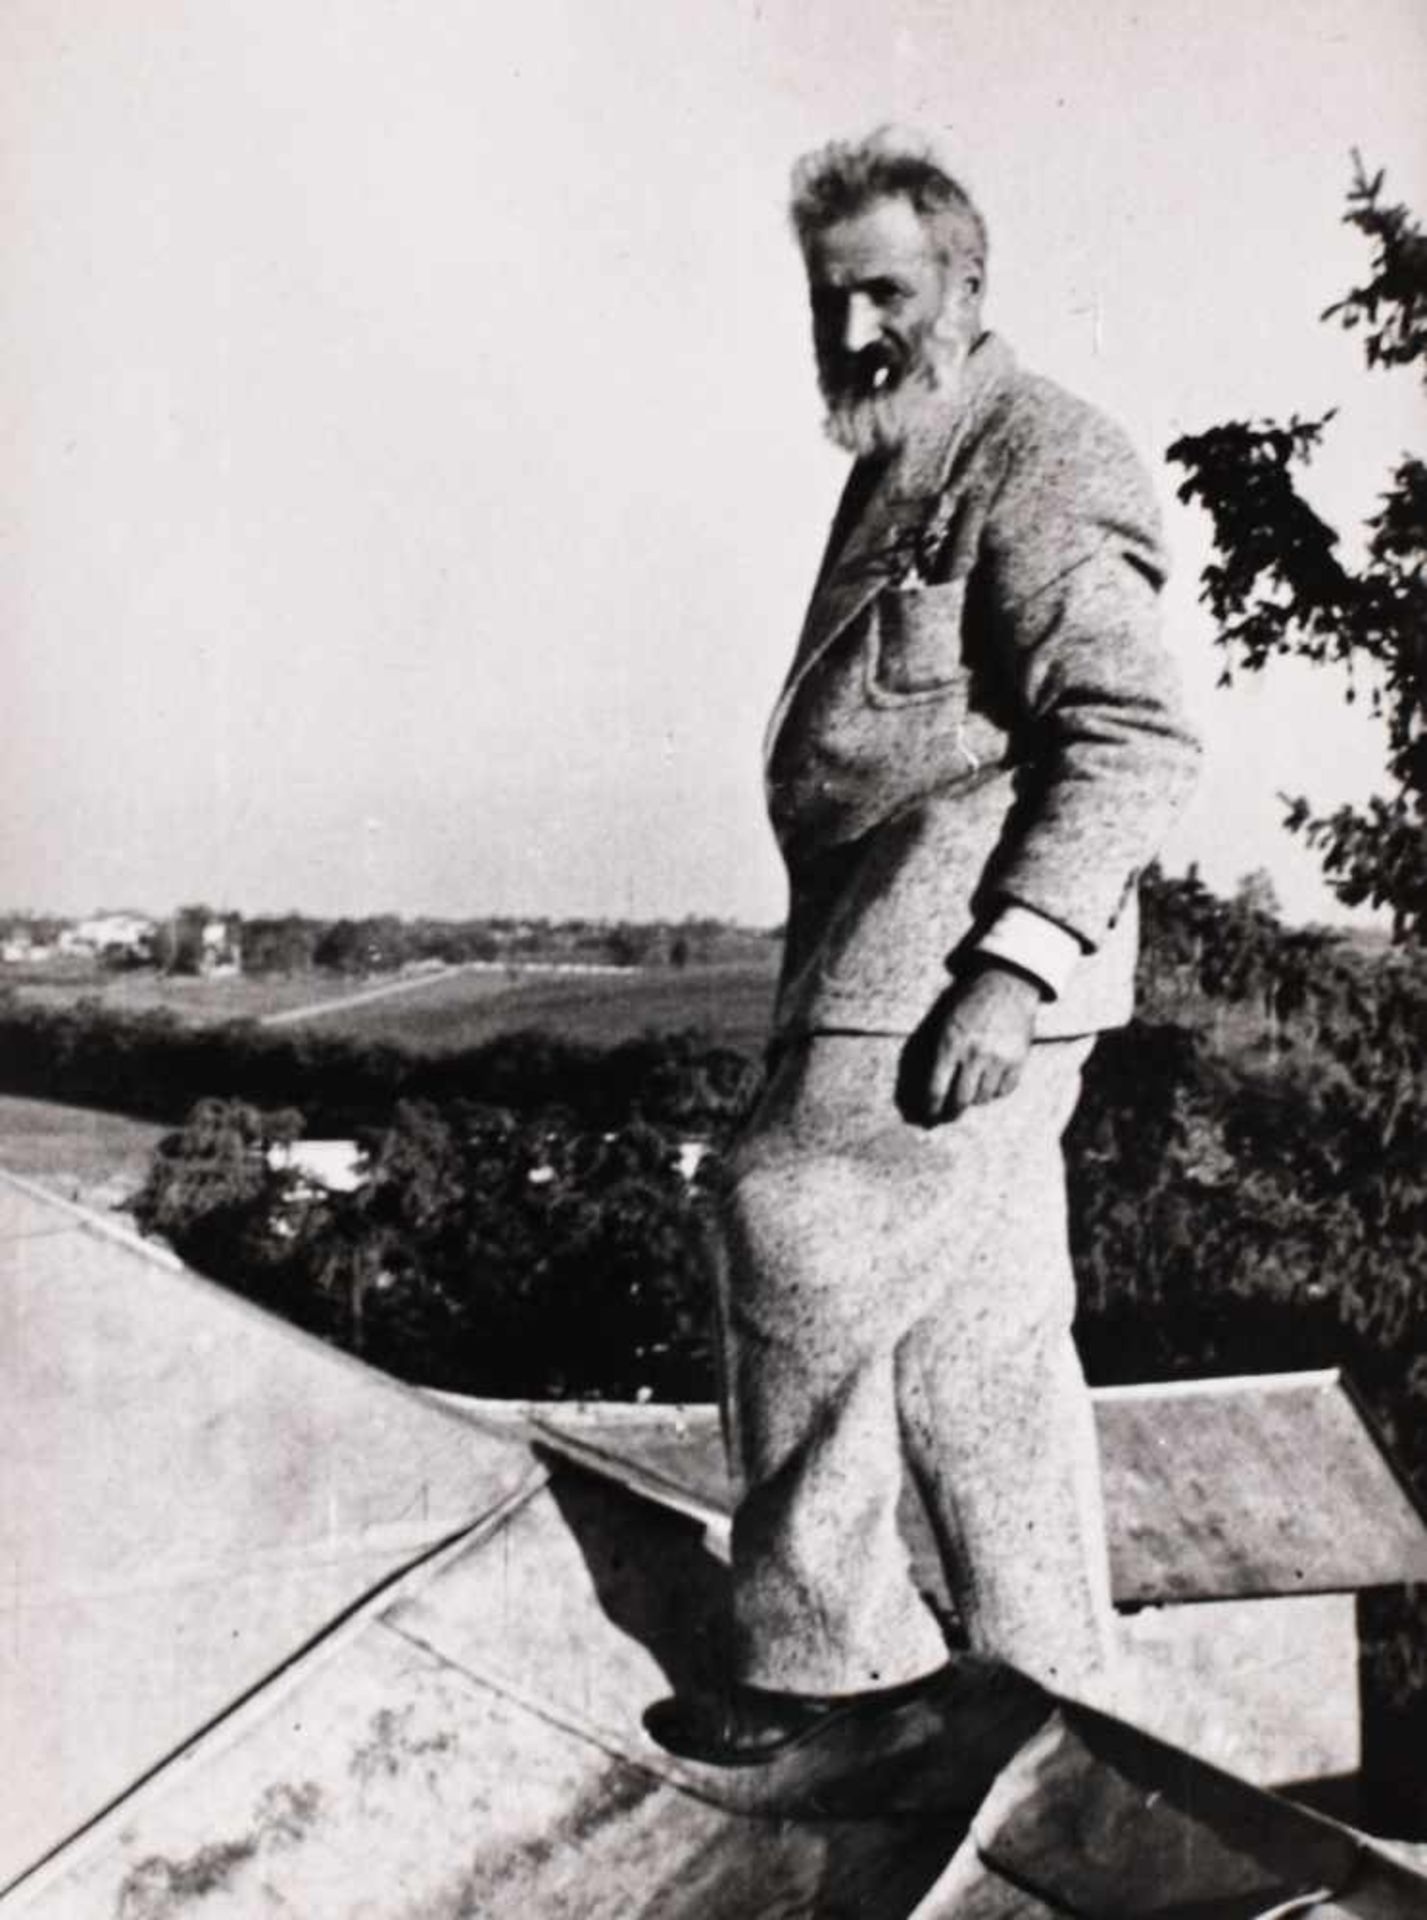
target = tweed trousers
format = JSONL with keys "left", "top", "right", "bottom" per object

{"left": 714, "top": 1031, "right": 1116, "bottom": 1704}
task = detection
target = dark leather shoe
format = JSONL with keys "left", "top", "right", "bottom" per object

{"left": 644, "top": 1660, "right": 1051, "bottom": 1817}
{"left": 644, "top": 1669, "right": 945, "bottom": 1766}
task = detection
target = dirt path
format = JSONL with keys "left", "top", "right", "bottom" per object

{"left": 258, "top": 964, "right": 491, "bottom": 1027}
{"left": 258, "top": 961, "right": 626, "bottom": 1028}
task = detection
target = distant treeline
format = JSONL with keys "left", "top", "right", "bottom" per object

{"left": 241, "top": 911, "right": 778, "bottom": 975}
{"left": 0, "top": 907, "right": 778, "bottom": 975}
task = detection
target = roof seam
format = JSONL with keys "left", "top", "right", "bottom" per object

{"left": 378, "top": 1614, "right": 782, "bottom": 1822}
{"left": 0, "top": 1166, "right": 184, "bottom": 1270}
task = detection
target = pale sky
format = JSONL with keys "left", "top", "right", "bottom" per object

{"left": 4, "top": 0, "right": 1425, "bottom": 927}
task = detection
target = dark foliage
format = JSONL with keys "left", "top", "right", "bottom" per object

{"left": 133, "top": 1097, "right": 717, "bottom": 1401}
{"left": 0, "top": 992, "right": 760, "bottom": 1137}
{"left": 1168, "top": 159, "right": 1427, "bottom": 938}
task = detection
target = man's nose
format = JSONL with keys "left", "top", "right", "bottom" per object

{"left": 842, "top": 293, "right": 882, "bottom": 355}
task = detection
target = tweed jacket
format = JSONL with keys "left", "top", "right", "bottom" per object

{"left": 766, "top": 333, "right": 1201, "bottom": 1042}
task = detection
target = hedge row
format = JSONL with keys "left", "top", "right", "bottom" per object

{"left": 0, "top": 992, "right": 758, "bottom": 1135}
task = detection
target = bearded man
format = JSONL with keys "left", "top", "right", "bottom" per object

{"left": 650, "top": 129, "right": 1201, "bottom": 1777}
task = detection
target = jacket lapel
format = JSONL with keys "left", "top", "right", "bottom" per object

{"left": 764, "top": 334, "right": 1014, "bottom": 769}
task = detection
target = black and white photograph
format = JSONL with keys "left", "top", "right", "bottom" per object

{"left": 4, "top": 1, "right": 1427, "bottom": 1911}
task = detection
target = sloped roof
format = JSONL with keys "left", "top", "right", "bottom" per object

{"left": 10, "top": 1476, "right": 989, "bottom": 1916}
{"left": 0, "top": 1171, "right": 538, "bottom": 1893}
{"left": 912, "top": 1704, "right": 1427, "bottom": 1918}
{"left": 459, "top": 1366, "right": 1427, "bottom": 1607}
{"left": 6, "top": 1168, "right": 1427, "bottom": 1917}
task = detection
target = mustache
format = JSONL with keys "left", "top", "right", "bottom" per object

{"left": 819, "top": 342, "right": 907, "bottom": 403}
{"left": 818, "top": 335, "right": 966, "bottom": 457}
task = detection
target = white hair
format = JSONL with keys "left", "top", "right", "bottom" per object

{"left": 790, "top": 124, "right": 988, "bottom": 274}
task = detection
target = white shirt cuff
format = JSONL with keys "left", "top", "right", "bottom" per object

{"left": 974, "top": 906, "right": 1084, "bottom": 1002}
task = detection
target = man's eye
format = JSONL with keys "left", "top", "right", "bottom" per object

{"left": 866, "top": 281, "right": 906, "bottom": 307}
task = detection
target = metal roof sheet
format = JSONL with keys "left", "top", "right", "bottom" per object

{"left": 1095, "top": 1374, "right": 1427, "bottom": 1603}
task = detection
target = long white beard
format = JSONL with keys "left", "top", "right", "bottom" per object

{"left": 821, "top": 328, "right": 970, "bottom": 458}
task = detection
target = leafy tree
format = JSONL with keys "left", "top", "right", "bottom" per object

{"left": 1168, "top": 158, "right": 1427, "bottom": 938}
{"left": 1232, "top": 868, "right": 1281, "bottom": 922}
{"left": 313, "top": 915, "right": 412, "bottom": 975}
{"left": 131, "top": 1099, "right": 312, "bottom": 1310}
{"left": 137, "top": 1095, "right": 716, "bottom": 1399}
{"left": 153, "top": 904, "right": 215, "bottom": 975}
{"left": 603, "top": 923, "right": 662, "bottom": 968}
{"left": 243, "top": 915, "right": 320, "bottom": 975}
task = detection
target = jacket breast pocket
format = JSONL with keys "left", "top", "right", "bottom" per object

{"left": 865, "top": 579, "right": 967, "bottom": 706}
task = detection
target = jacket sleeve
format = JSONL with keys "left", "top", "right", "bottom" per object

{"left": 975, "top": 396, "right": 1202, "bottom": 949}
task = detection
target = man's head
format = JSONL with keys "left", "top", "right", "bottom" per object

{"left": 790, "top": 127, "right": 988, "bottom": 456}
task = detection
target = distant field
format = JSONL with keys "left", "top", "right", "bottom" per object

{"left": 2, "top": 954, "right": 782, "bottom": 1058}
{"left": 311, "top": 959, "right": 781, "bottom": 1056}
{"left": 5, "top": 970, "right": 359, "bottom": 1025}
{"left": 0, "top": 1094, "right": 165, "bottom": 1212}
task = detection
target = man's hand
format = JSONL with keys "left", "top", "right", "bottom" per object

{"left": 896, "top": 964, "right": 1041, "bottom": 1126}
